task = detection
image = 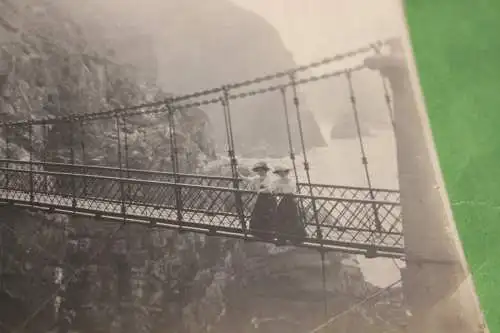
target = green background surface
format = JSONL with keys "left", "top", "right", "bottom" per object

{"left": 405, "top": 0, "right": 499, "bottom": 330}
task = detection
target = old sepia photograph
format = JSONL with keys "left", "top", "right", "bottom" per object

{"left": 0, "top": 0, "right": 486, "bottom": 332}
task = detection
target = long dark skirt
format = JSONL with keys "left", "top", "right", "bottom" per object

{"left": 249, "top": 192, "right": 277, "bottom": 240}
{"left": 275, "top": 195, "right": 306, "bottom": 244}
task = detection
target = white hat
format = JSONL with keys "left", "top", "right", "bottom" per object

{"left": 273, "top": 165, "right": 291, "bottom": 174}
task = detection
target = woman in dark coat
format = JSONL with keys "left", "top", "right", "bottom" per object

{"left": 271, "top": 166, "right": 306, "bottom": 245}
{"left": 242, "top": 161, "right": 276, "bottom": 240}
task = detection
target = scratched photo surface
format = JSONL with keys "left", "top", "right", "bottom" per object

{"left": 0, "top": 0, "right": 485, "bottom": 332}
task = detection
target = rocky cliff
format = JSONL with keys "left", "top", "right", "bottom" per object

{"left": 56, "top": 0, "right": 327, "bottom": 158}
{"left": 0, "top": 1, "right": 405, "bottom": 332}
{"left": 0, "top": 1, "right": 224, "bottom": 332}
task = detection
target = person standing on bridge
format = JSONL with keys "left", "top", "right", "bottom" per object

{"left": 271, "top": 166, "right": 306, "bottom": 245}
{"left": 240, "top": 161, "right": 276, "bottom": 240}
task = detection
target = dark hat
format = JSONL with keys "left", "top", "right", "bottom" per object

{"left": 252, "top": 161, "right": 270, "bottom": 172}
{"left": 273, "top": 165, "right": 291, "bottom": 174}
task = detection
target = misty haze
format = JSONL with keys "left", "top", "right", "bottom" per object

{"left": 0, "top": 0, "right": 428, "bottom": 332}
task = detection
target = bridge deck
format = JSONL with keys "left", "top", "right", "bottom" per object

{"left": 0, "top": 162, "right": 404, "bottom": 258}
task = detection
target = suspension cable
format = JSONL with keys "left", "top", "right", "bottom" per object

{"left": 368, "top": 47, "right": 397, "bottom": 247}
{"left": 279, "top": 86, "right": 300, "bottom": 190}
{"left": 42, "top": 123, "right": 48, "bottom": 163}
{"left": 28, "top": 122, "right": 34, "bottom": 203}
{"left": 289, "top": 73, "right": 321, "bottom": 240}
{"left": 345, "top": 71, "right": 381, "bottom": 255}
{"left": 1, "top": 41, "right": 391, "bottom": 128}
{"left": 69, "top": 121, "right": 77, "bottom": 209}
{"left": 289, "top": 72, "right": 327, "bottom": 317}
{"left": 167, "top": 102, "right": 183, "bottom": 227}
{"left": 370, "top": 44, "right": 395, "bottom": 131}
{"left": 41, "top": 123, "right": 48, "bottom": 193}
{"left": 3, "top": 125, "right": 8, "bottom": 159}
{"left": 122, "top": 116, "right": 130, "bottom": 175}
{"left": 4, "top": 125, "right": 9, "bottom": 189}
{"left": 280, "top": 85, "right": 317, "bottom": 290}
{"left": 122, "top": 116, "right": 130, "bottom": 209}
{"left": 220, "top": 95, "right": 232, "bottom": 162}
{"left": 381, "top": 78, "right": 395, "bottom": 131}
{"left": 69, "top": 122, "right": 75, "bottom": 165}
{"left": 221, "top": 86, "right": 246, "bottom": 234}
{"left": 0, "top": 125, "right": 7, "bottom": 290}
{"left": 115, "top": 117, "right": 123, "bottom": 176}
{"left": 115, "top": 116, "right": 126, "bottom": 216}
{"left": 79, "top": 120, "right": 88, "bottom": 197}
{"left": 79, "top": 121, "right": 86, "bottom": 164}
{"left": 223, "top": 86, "right": 237, "bottom": 162}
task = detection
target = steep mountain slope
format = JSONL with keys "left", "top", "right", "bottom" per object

{"left": 0, "top": 1, "right": 224, "bottom": 332}
{"left": 57, "top": 0, "right": 327, "bottom": 157}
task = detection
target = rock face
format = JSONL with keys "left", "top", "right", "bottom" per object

{"left": 57, "top": 0, "right": 327, "bottom": 158}
{"left": 0, "top": 1, "right": 405, "bottom": 332}
{"left": 0, "top": 1, "right": 223, "bottom": 332}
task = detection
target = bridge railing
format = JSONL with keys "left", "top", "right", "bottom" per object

{"left": 0, "top": 162, "right": 403, "bottom": 255}
{"left": 0, "top": 159, "right": 400, "bottom": 202}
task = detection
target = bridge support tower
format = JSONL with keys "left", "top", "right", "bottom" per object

{"left": 365, "top": 38, "right": 486, "bottom": 333}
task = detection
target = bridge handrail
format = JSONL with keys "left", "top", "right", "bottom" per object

{"left": 0, "top": 159, "right": 400, "bottom": 194}
{"left": 0, "top": 66, "right": 365, "bottom": 126}
{"left": 0, "top": 166, "right": 400, "bottom": 206}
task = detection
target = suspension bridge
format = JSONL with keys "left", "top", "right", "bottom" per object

{"left": 0, "top": 39, "right": 404, "bottom": 259}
